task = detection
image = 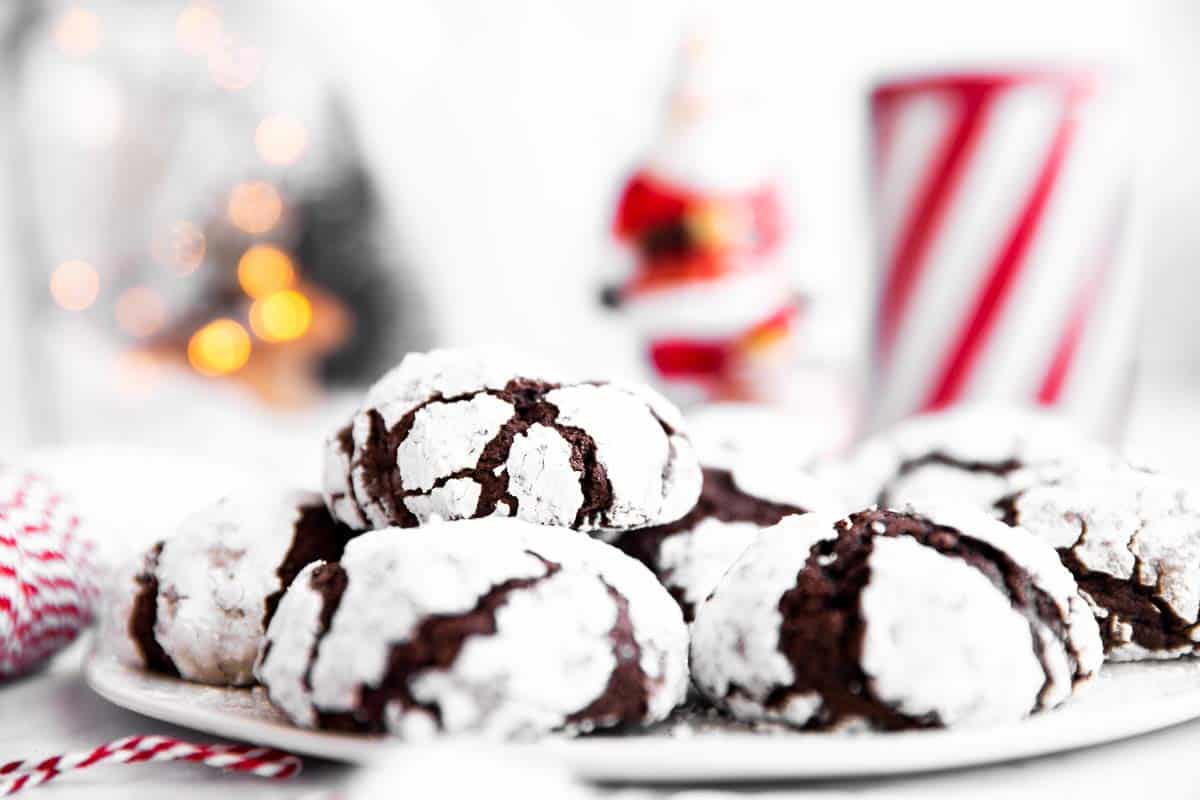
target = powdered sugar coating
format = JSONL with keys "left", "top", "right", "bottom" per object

{"left": 835, "top": 407, "right": 1109, "bottom": 511}
{"left": 690, "top": 506, "right": 1099, "bottom": 729}
{"left": 919, "top": 501, "right": 1103, "bottom": 700}
{"left": 324, "top": 348, "right": 702, "bottom": 532}
{"left": 105, "top": 489, "right": 345, "bottom": 686}
{"left": 727, "top": 462, "right": 849, "bottom": 514}
{"left": 546, "top": 384, "right": 697, "bottom": 528}
{"left": 1005, "top": 464, "right": 1200, "bottom": 660}
{"left": 505, "top": 424, "right": 585, "bottom": 527}
{"left": 657, "top": 518, "right": 762, "bottom": 613}
{"left": 321, "top": 426, "right": 367, "bottom": 529}
{"left": 859, "top": 536, "right": 1045, "bottom": 725}
{"left": 690, "top": 513, "right": 841, "bottom": 727}
{"left": 397, "top": 394, "right": 515, "bottom": 492}
{"left": 611, "top": 462, "right": 847, "bottom": 618}
{"left": 363, "top": 348, "right": 556, "bottom": 429}
{"left": 101, "top": 553, "right": 147, "bottom": 674}
{"left": 256, "top": 518, "right": 689, "bottom": 738}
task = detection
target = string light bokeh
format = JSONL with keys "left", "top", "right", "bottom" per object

{"left": 52, "top": 7, "right": 101, "bottom": 58}
{"left": 33, "top": 1, "right": 345, "bottom": 395}
{"left": 187, "top": 318, "right": 252, "bottom": 376}
{"left": 49, "top": 260, "right": 100, "bottom": 312}
{"left": 237, "top": 244, "right": 295, "bottom": 298}
{"left": 227, "top": 181, "right": 284, "bottom": 235}
{"left": 250, "top": 289, "right": 312, "bottom": 343}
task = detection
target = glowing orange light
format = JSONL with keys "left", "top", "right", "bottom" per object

{"left": 115, "top": 287, "right": 167, "bottom": 338}
{"left": 250, "top": 290, "right": 312, "bottom": 343}
{"left": 187, "top": 319, "right": 251, "bottom": 376}
{"left": 175, "top": 3, "right": 221, "bottom": 55}
{"left": 237, "top": 245, "right": 295, "bottom": 299}
{"left": 54, "top": 7, "right": 101, "bottom": 58}
{"left": 208, "top": 36, "right": 261, "bottom": 91}
{"left": 227, "top": 182, "right": 283, "bottom": 234}
{"left": 255, "top": 115, "right": 308, "bottom": 166}
{"left": 49, "top": 260, "right": 100, "bottom": 311}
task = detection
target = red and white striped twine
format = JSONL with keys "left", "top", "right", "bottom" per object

{"left": 0, "top": 736, "right": 302, "bottom": 796}
{"left": 1, "top": 468, "right": 98, "bottom": 680}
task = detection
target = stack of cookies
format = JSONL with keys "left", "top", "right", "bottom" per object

{"left": 101, "top": 350, "right": 1199, "bottom": 738}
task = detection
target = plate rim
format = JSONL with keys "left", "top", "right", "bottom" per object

{"left": 84, "top": 645, "right": 1200, "bottom": 782}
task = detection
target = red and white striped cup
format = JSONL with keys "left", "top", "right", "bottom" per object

{"left": 869, "top": 68, "right": 1138, "bottom": 439}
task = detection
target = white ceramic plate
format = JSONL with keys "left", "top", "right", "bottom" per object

{"left": 85, "top": 646, "right": 1200, "bottom": 783}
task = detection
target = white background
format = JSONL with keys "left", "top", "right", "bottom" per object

{"left": 2, "top": 0, "right": 1198, "bottom": 452}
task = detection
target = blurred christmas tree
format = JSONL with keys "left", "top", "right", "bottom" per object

{"left": 6, "top": 1, "right": 424, "bottom": 414}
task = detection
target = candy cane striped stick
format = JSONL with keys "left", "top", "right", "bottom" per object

{"left": 869, "top": 69, "right": 1137, "bottom": 438}
{"left": 0, "top": 736, "right": 302, "bottom": 796}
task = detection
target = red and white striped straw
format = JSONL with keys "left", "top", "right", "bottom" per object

{"left": 0, "top": 736, "right": 302, "bottom": 796}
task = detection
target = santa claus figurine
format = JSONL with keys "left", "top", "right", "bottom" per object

{"left": 603, "top": 30, "right": 801, "bottom": 405}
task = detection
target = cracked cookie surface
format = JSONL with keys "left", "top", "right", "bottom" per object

{"left": 103, "top": 489, "right": 352, "bottom": 686}
{"left": 607, "top": 464, "right": 845, "bottom": 620}
{"left": 323, "top": 349, "right": 701, "bottom": 533}
{"left": 998, "top": 465, "right": 1200, "bottom": 660}
{"left": 689, "top": 507, "right": 1102, "bottom": 730}
{"left": 255, "top": 517, "right": 689, "bottom": 739}
{"left": 828, "top": 407, "right": 1109, "bottom": 512}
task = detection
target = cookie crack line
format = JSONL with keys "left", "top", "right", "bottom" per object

{"left": 886, "top": 509, "right": 1081, "bottom": 701}
{"left": 348, "top": 379, "right": 614, "bottom": 529}
{"left": 611, "top": 467, "right": 809, "bottom": 620}
{"left": 763, "top": 510, "right": 1079, "bottom": 728}
{"left": 762, "top": 518, "right": 940, "bottom": 731}
{"left": 263, "top": 504, "right": 353, "bottom": 629}
{"left": 297, "top": 562, "right": 349, "bottom": 693}
{"left": 564, "top": 579, "right": 650, "bottom": 731}
{"left": 881, "top": 452, "right": 1024, "bottom": 506}
{"left": 1001, "top": 490, "right": 1195, "bottom": 656}
{"left": 1061, "top": 516, "right": 1193, "bottom": 654}
{"left": 311, "top": 553, "right": 565, "bottom": 734}
{"left": 129, "top": 541, "right": 179, "bottom": 677}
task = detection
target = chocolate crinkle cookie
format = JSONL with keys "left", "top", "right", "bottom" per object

{"left": 997, "top": 464, "right": 1200, "bottom": 661}
{"left": 322, "top": 348, "right": 702, "bottom": 533}
{"left": 255, "top": 517, "right": 690, "bottom": 739}
{"left": 830, "top": 407, "right": 1112, "bottom": 511}
{"left": 103, "top": 489, "right": 353, "bottom": 686}
{"left": 606, "top": 464, "right": 846, "bottom": 621}
{"left": 690, "top": 506, "right": 1102, "bottom": 731}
